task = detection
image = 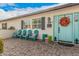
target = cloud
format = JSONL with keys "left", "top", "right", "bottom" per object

{"left": 0, "top": 3, "right": 15, "bottom": 7}
{"left": 0, "top": 9, "right": 6, "bottom": 14}
{"left": 0, "top": 3, "right": 61, "bottom": 20}
{"left": 7, "top": 3, "right": 15, "bottom": 6}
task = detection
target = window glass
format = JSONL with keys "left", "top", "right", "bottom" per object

{"left": 24, "top": 20, "right": 31, "bottom": 29}
{"left": 2, "top": 23, "right": 7, "bottom": 30}
{"left": 32, "top": 17, "right": 45, "bottom": 30}
{"left": 32, "top": 18, "right": 42, "bottom": 29}
{"left": 47, "top": 17, "right": 52, "bottom": 28}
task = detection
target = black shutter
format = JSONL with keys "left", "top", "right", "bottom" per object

{"left": 5, "top": 23, "right": 7, "bottom": 29}
{"left": 41, "top": 17, "right": 45, "bottom": 30}
{"left": 21, "top": 20, "right": 24, "bottom": 29}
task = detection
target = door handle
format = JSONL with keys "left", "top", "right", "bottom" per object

{"left": 58, "top": 27, "right": 60, "bottom": 33}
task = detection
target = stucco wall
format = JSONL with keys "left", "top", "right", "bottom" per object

{"left": 0, "top": 5, "right": 79, "bottom": 40}
{"left": 0, "top": 30, "right": 16, "bottom": 39}
{"left": 0, "top": 18, "right": 21, "bottom": 30}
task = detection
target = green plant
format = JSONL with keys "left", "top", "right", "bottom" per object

{"left": 48, "top": 36, "right": 52, "bottom": 43}
{"left": 0, "top": 38, "right": 3, "bottom": 54}
{"left": 8, "top": 26, "right": 15, "bottom": 30}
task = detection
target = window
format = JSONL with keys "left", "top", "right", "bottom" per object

{"left": 32, "top": 19, "right": 37, "bottom": 29}
{"left": 47, "top": 17, "right": 52, "bottom": 28}
{"left": 38, "top": 19, "right": 41, "bottom": 28}
{"left": 2, "top": 23, "right": 7, "bottom": 30}
{"left": 32, "top": 18, "right": 41, "bottom": 29}
{"left": 24, "top": 20, "right": 31, "bottom": 29}
{"left": 32, "top": 17, "right": 45, "bottom": 30}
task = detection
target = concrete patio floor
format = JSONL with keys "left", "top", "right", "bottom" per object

{"left": 1, "top": 38, "right": 79, "bottom": 56}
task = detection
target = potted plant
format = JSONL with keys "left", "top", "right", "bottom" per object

{"left": 48, "top": 35, "right": 52, "bottom": 43}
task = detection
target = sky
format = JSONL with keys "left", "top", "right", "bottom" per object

{"left": 0, "top": 3, "right": 58, "bottom": 11}
{"left": 0, "top": 3, "right": 58, "bottom": 20}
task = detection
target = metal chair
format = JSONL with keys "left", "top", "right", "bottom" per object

{"left": 16, "top": 29, "right": 22, "bottom": 38}
{"left": 21, "top": 29, "right": 28, "bottom": 40}
{"left": 29, "top": 29, "right": 39, "bottom": 41}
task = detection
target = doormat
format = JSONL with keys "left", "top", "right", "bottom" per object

{"left": 58, "top": 42, "right": 74, "bottom": 47}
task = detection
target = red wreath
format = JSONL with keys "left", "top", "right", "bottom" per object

{"left": 60, "top": 17, "right": 70, "bottom": 26}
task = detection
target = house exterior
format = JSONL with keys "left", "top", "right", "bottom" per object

{"left": 0, "top": 3, "right": 79, "bottom": 44}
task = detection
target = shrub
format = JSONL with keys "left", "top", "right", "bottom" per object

{"left": 48, "top": 36, "right": 52, "bottom": 43}
{"left": 8, "top": 26, "right": 15, "bottom": 30}
{"left": 0, "top": 37, "right": 3, "bottom": 54}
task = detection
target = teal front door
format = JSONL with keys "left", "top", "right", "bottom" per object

{"left": 54, "top": 14, "right": 74, "bottom": 44}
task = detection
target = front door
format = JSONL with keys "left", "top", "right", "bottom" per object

{"left": 54, "top": 14, "right": 74, "bottom": 44}
{"left": 58, "top": 14, "right": 74, "bottom": 43}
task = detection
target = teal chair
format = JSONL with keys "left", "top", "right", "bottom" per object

{"left": 12, "top": 31, "right": 17, "bottom": 38}
{"left": 29, "top": 30, "right": 39, "bottom": 41}
{"left": 28, "top": 30, "right": 32, "bottom": 40}
{"left": 33, "top": 30, "right": 39, "bottom": 41}
{"left": 16, "top": 29, "right": 22, "bottom": 38}
{"left": 21, "top": 29, "right": 28, "bottom": 39}
{"left": 42, "top": 34, "right": 48, "bottom": 42}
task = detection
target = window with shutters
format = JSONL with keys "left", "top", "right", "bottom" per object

{"left": 32, "top": 17, "right": 45, "bottom": 30}
{"left": 32, "top": 18, "right": 41, "bottom": 29}
{"left": 2, "top": 23, "right": 7, "bottom": 30}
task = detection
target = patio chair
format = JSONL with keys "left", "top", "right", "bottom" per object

{"left": 21, "top": 29, "right": 28, "bottom": 39}
{"left": 28, "top": 30, "right": 32, "bottom": 40}
{"left": 29, "top": 30, "right": 39, "bottom": 41}
{"left": 12, "top": 31, "right": 17, "bottom": 38}
{"left": 16, "top": 29, "right": 22, "bottom": 38}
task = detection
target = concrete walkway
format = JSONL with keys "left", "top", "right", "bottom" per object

{"left": 1, "top": 39, "right": 79, "bottom": 56}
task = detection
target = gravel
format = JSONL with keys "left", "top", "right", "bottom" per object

{"left": 1, "top": 38, "right": 79, "bottom": 56}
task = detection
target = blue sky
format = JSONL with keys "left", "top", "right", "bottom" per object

{"left": 0, "top": 3, "right": 58, "bottom": 20}
{"left": 0, "top": 3, "right": 58, "bottom": 11}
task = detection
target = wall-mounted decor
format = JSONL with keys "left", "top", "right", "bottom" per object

{"left": 74, "top": 15, "right": 78, "bottom": 22}
{"left": 59, "top": 17, "right": 70, "bottom": 27}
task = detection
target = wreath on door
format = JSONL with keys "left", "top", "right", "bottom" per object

{"left": 60, "top": 17, "right": 70, "bottom": 26}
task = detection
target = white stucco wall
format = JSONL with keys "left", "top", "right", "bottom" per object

{"left": 0, "top": 5, "right": 79, "bottom": 40}
{"left": 0, "top": 30, "right": 16, "bottom": 39}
